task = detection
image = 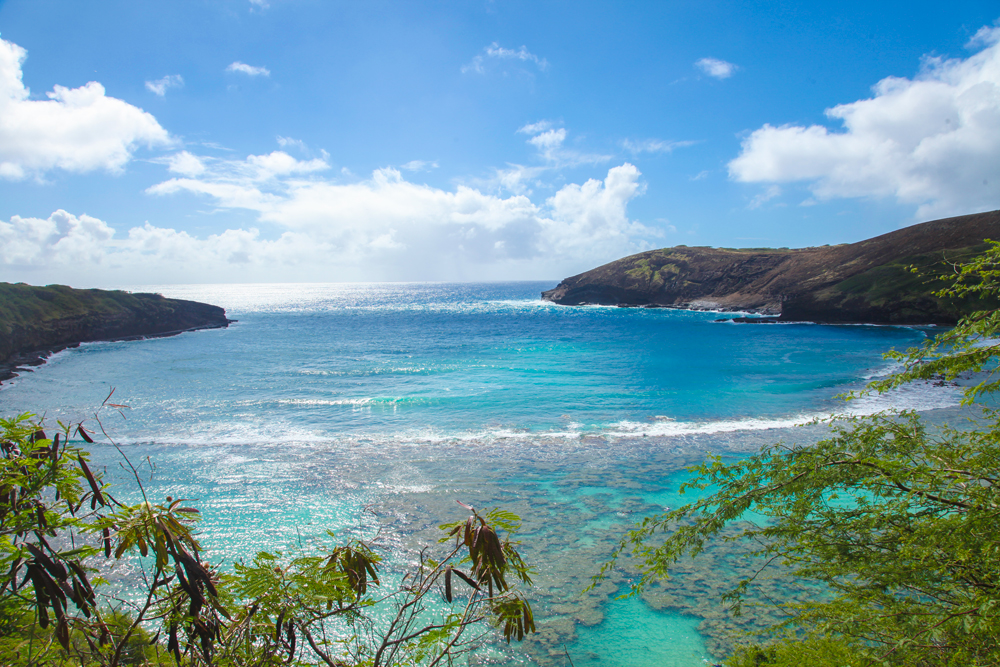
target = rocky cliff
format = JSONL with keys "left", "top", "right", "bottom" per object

{"left": 0, "top": 283, "right": 232, "bottom": 384}
{"left": 542, "top": 210, "right": 1000, "bottom": 324}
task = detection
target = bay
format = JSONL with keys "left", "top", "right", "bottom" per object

{"left": 0, "top": 282, "right": 964, "bottom": 665}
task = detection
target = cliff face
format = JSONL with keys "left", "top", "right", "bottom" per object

{"left": 542, "top": 210, "right": 1000, "bottom": 324}
{"left": 0, "top": 283, "right": 232, "bottom": 383}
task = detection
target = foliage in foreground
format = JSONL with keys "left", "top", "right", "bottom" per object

{"left": 599, "top": 241, "right": 1000, "bottom": 666}
{"left": 0, "top": 406, "right": 535, "bottom": 666}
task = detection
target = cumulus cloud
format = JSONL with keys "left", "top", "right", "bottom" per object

{"left": 0, "top": 209, "right": 289, "bottom": 283}
{"left": 527, "top": 128, "right": 567, "bottom": 161}
{"left": 0, "top": 37, "right": 171, "bottom": 180}
{"left": 227, "top": 61, "right": 270, "bottom": 77}
{"left": 0, "top": 210, "right": 115, "bottom": 267}
{"left": 728, "top": 24, "right": 1000, "bottom": 218}
{"left": 145, "top": 74, "right": 183, "bottom": 96}
{"left": 695, "top": 57, "right": 737, "bottom": 79}
{"left": 462, "top": 42, "right": 548, "bottom": 74}
{"left": 541, "top": 164, "right": 651, "bottom": 256}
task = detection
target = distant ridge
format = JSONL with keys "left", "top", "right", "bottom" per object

{"left": 542, "top": 210, "right": 1000, "bottom": 324}
{"left": 0, "top": 283, "right": 232, "bottom": 384}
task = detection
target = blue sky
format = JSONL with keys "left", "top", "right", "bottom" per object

{"left": 0, "top": 0, "right": 998, "bottom": 285}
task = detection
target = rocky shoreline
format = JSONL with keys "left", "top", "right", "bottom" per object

{"left": 0, "top": 321, "right": 233, "bottom": 385}
{"left": 543, "top": 210, "right": 1000, "bottom": 325}
{"left": 0, "top": 283, "right": 233, "bottom": 386}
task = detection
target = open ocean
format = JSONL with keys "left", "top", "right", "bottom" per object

{"left": 0, "top": 281, "right": 967, "bottom": 665}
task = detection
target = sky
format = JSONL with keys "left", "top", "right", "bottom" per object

{"left": 0, "top": 0, "right": 998, "bottom": 286}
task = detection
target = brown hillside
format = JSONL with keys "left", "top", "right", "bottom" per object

{"left": 541, "top": 210, "right": 1000, "bottom": 324}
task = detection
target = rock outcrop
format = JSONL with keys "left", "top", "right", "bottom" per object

{"left": 542, "top": 210, "right": 1000, "bottom": 324}
{"left": 0, "top": 283, "right": 232, "bottom": 384}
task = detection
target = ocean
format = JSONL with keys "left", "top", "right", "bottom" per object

{"left": 0, "top": 281, "right": 967, "bottom": 665}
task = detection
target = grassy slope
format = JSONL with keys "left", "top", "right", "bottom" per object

{"left": 0, "top": 283, "right": 172, "bottom": 335}
{"left": 801, "top": 242, "right": 1000, "bottom": 322}
{"left": 0, "top": 283, "right": 229, "bottom": 373}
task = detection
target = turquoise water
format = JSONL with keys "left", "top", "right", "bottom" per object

{"left": 0, "top": 282, "right": 963, "bottom": 664}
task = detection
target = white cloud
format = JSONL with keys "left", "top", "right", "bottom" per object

{"left": 517, "top": 123, "right": 611, "bottom": 168}
{"left": 527, "top": 128, "right": 567, "bottom": 160}
{"left": 470, "top": 124, "right": 615, "bottom": 197}
{"left": 695, "top": 57, "right": 737, "bottom": 79}
{"left": 154, "top": 150, "right": 327, "bottom": 186}
{"left": 517, "top": 120, "right": 553, "bottom": 135}
{"left": 486, "top": 43, "right": 548, "bottom": 69}
{"left": 2, "top": 158, "right": 655, "bottom": 283}
{"left": 968, "top": 22, "right": 1000, "bottom": 48}
{"left": 462, "top": 42, "right": 548, "bottom": 74}
{"left": 491, "top": 164, "right": 546, "bottom": 196}
{"left": 728, "top": 25, "right": 1000, "bottom": 219}
{"left": 166, "top": 151, "right": 206, "bottom": 177}
{"left": 0, "top": 210, "right": 115, "bottom": 267}
{"left": 227, "top": 61, "right": 271, "bottom": 77}
{"left": 276, "top": 136, "right": 307, "bottom": 152}
{"left": 748, "top": 185, "right": 782, "bottom": 209}
{"left": 38, "top": 151, "right": 650, "bottom": 282}
{"left": 246, "top": 151, "right": 327, "bottom": 178}
{"left": 145, "top": 74, "right": 184, "bottom": 96}
{"left": 541, "top": 163, "right": 652, "bottom": 256}
{"left": 621, "top": 138, "right": 696, "bottom": 154}
{"left": 400, "top": 160, "right": 439, "bottom": 172}
{"left": 0, "top": 37, "right": 171, "bottom": 180}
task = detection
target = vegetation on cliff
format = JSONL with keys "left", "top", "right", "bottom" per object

{"left": 599, "top": 242, "right": 1000, "bottom": 665}
{"left": 0, "top": 283, "right": 231, "bottom": 384}
{"left": 0, "top": 401, "right": 535, "bottom": 666}
{"left": 543, "top": 209, "right": 1000, "bottom": 324}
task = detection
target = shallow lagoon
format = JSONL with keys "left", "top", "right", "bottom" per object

{"left": 0, "top": 282, "right": 966, "bottom": 664}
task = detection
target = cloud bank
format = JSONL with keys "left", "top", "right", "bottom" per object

{"left": 2, "top": 149, "right": 655, "bottom": 283}
{"left": 729, "top": 25, "right": 1000, "bottom": 218}
{"left": 0, "top": 37, "right": 171, "bottom": 180}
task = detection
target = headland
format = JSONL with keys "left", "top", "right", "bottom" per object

{"left": 0, "top": 283, "right": 232, "bottom": 385}
{"left": 542, "top": 210, "right": 1000, "bottom": 324}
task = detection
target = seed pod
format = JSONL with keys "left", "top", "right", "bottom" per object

{"left": 77, "top": 455, "right": 105, "bottom": 506}
{"left": 55, "top": 617, "right": 70, "bottom": 650}
{"left": 275, "top": 610, "right": 285, "bottom": 642}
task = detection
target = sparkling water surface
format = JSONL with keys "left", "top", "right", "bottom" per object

{"left": 0, "top": 282, "right": 963, "bottom": 665}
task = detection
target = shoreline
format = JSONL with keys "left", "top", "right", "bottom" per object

{"left": 0, "top": 321, "right": 233, "bottom": 386}
{"left": 550, "top": 300, "right": 953, "bottom": 327}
